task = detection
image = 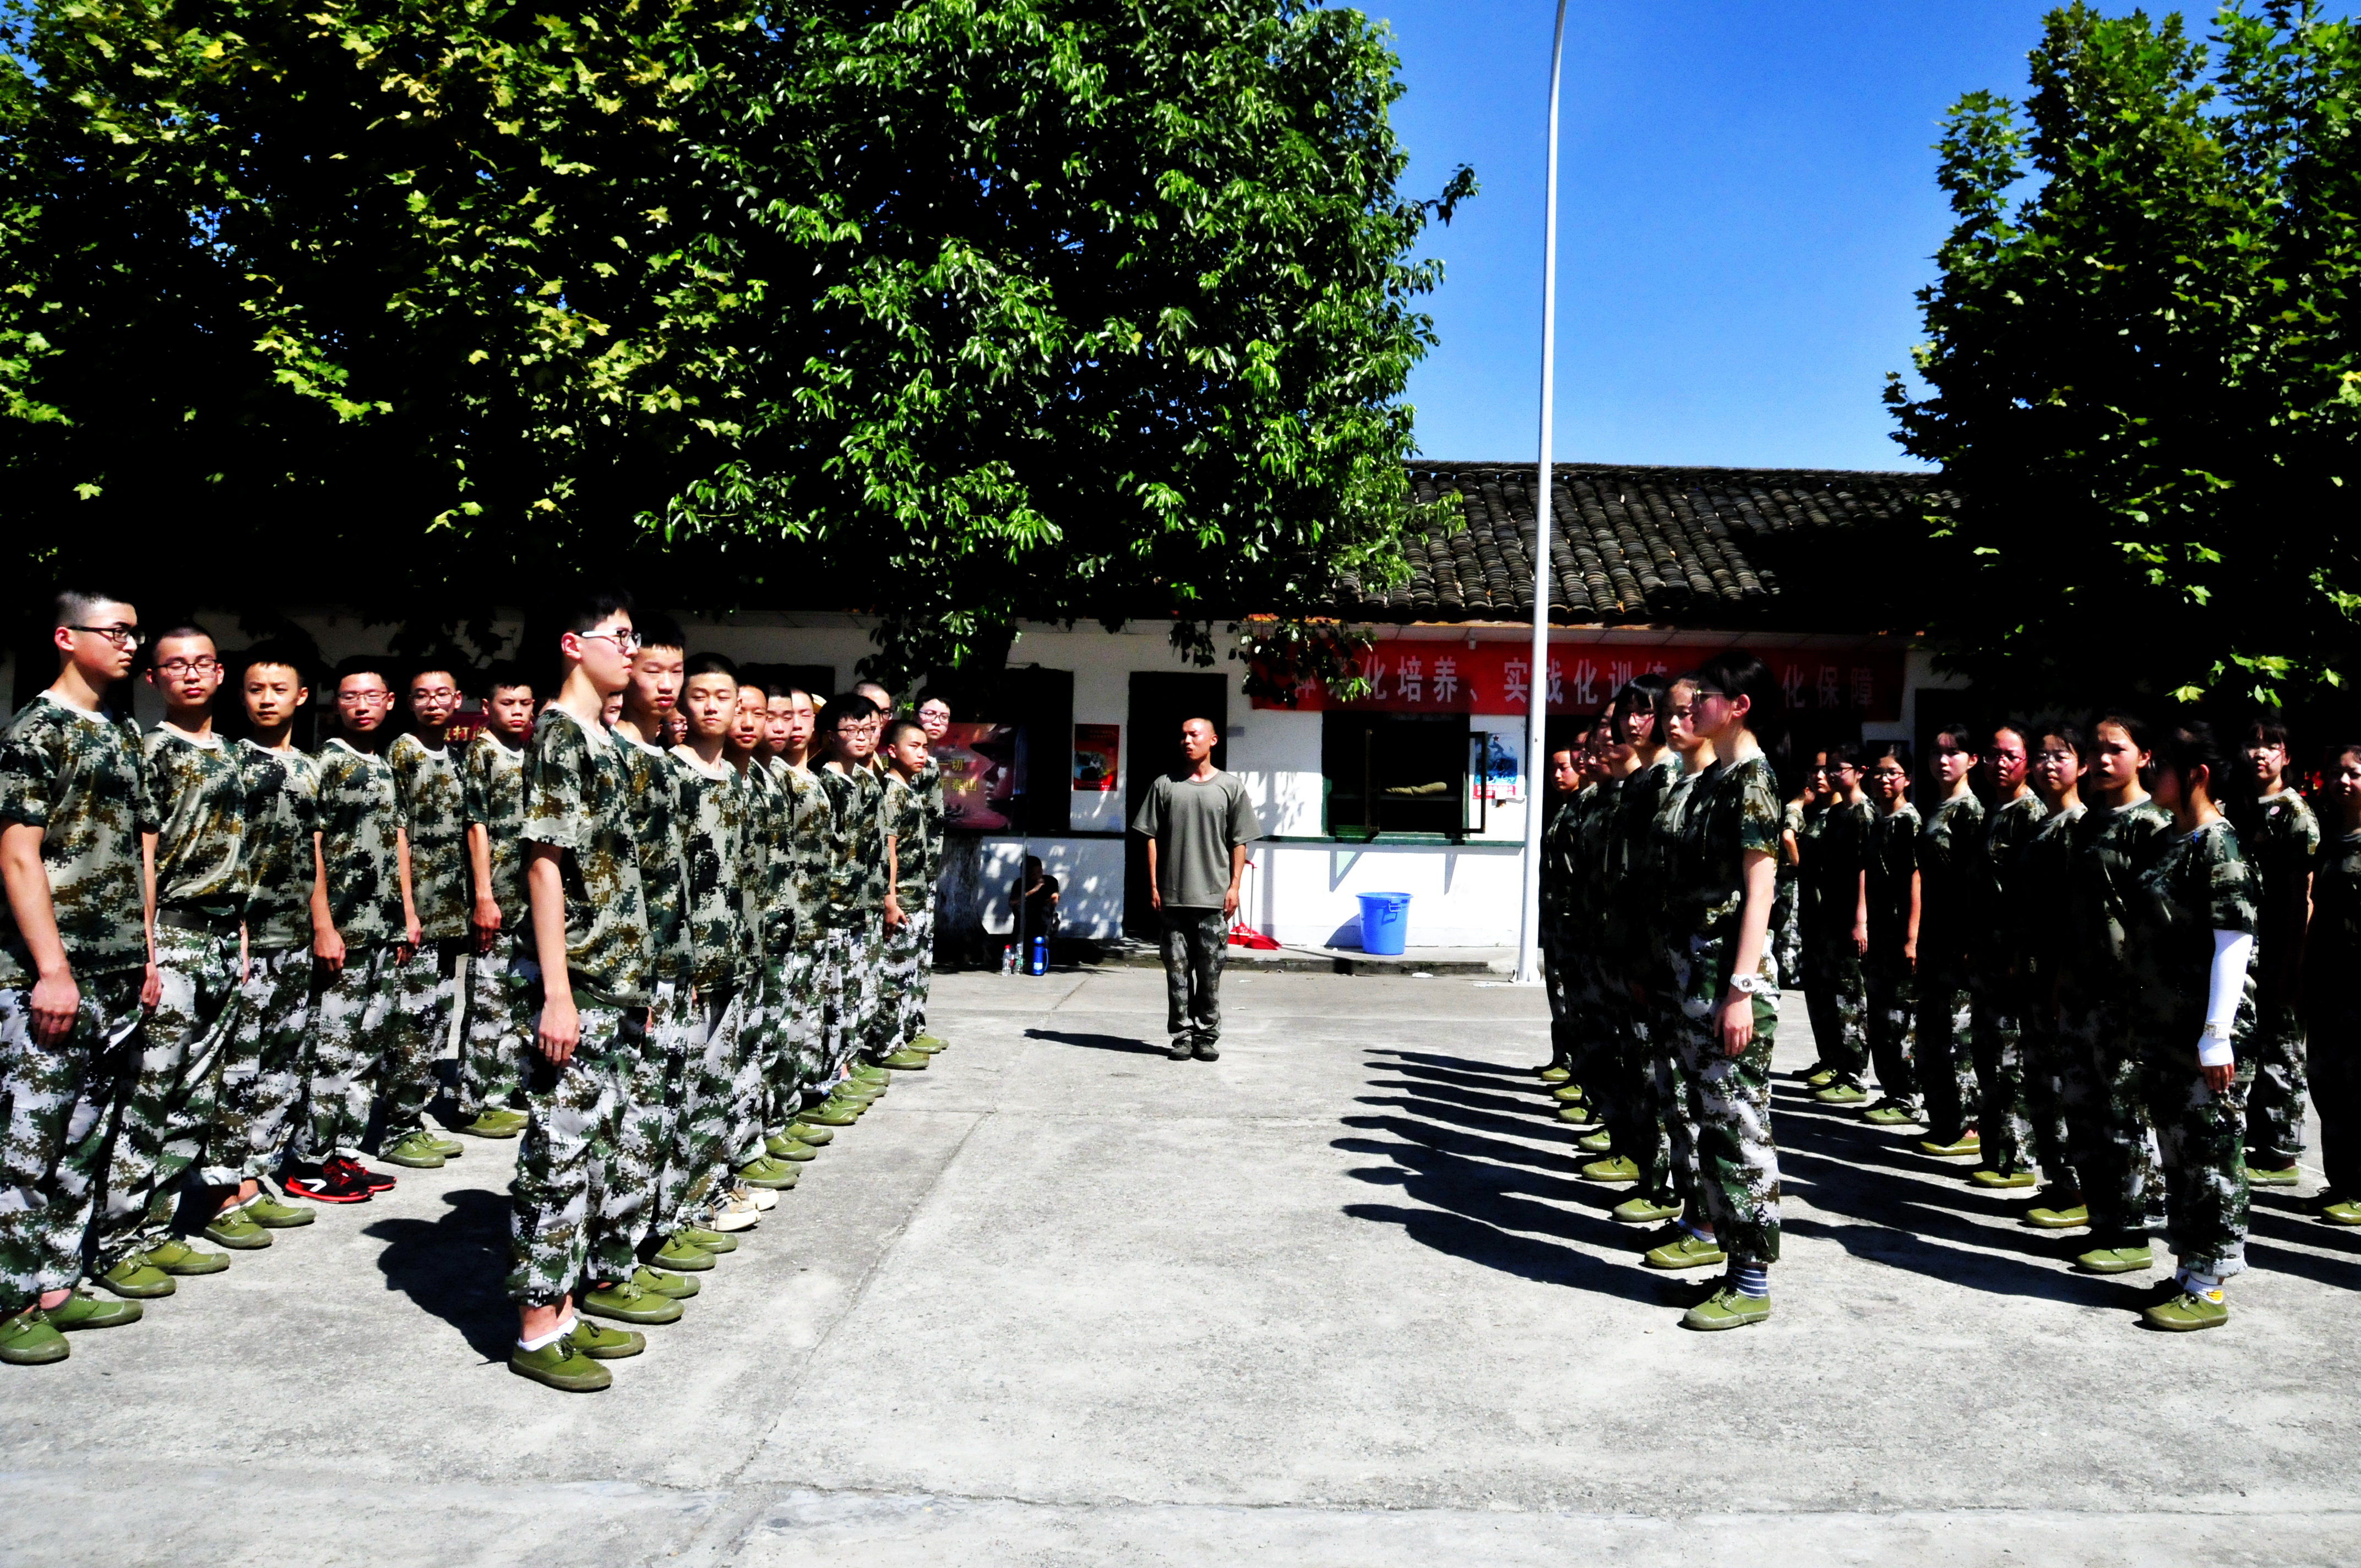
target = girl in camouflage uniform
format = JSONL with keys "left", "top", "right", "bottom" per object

{"left": 2304, "top": 744, "right": 2361, "bottom": 1229}
{"left": 1860, "top": 742, "right": 1923, "bottom": 1127}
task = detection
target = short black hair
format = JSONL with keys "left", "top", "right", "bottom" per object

{"left": 52, "top": 587, "right": 135, "bottom": 629}
{"left": 683, "top": 652, "right": 739, "bottom": 683}
{"left": 562, "top": 590, "right": 636, "bottom": 637}
{"left": 1825, "top": 740, "right": 1862, "bottom": 769}
{"left": 2156, "top": 721, "right": 2228, "bottom": 794}
{"left": 333, "top": 654, "right": 394, "bottom": 689}
{"left": 238, "top": 643, "right": 311, "bottom": 684}
{"left": 2030, "top": 715, "right": 2086, "bottom": 758}
{"left": 817, "top": 693, "right": 879, "bottom": 735}
{"left": 148, "top": 622, "right": 214, "bottom": 651}
{"left": 478, "top": 661, "right": 532, "bottom": 698}
{"left": 1865, "top": 739, "right": 1913, "bottom": 774}
{"left": 2245, "top": 714, "right": 2292, "bottom": 752}
{"left": 883, "top": 716, "right": 927, "bottom": 747}
{"left": 636, "top": 612, "right": 686, "bottom": 655}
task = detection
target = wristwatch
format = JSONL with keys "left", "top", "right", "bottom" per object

{"left": 1729, "top": 972, "right": 1774, "bottom": 998}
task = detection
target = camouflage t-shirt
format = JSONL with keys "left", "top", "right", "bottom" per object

{"left": 917, "top": 759, "right": 947, "bottom": 868}
{"left": 1864, "top": 802, "right": 1923, "bottom": 949}
{"left": 1973, "top": 791, "right": 2051, "bottom": 958}
{"left": 315, "top": 737, "right": 406, "bottom": 946}
{"left": 1538, "top": 793, "right": 1583, "bottom": 920}
{"left": 1574, "top": 776, "right": 1624, "bottom": 939}
{"left": 884, "top": 770, "right": 935, "bottom": 902}
{"left": 1914, "top": 792, "right": 1985, "bottom": 966}
{"left": 2018, "top": 801, "right": 2086, "bottom": 974}
{"left": 668, "top": 747, "right": 757, "bottom": 987}
{"left": 521, "top": 706, "right": 650, "bottom": 1003}
{"left": 1669, "top": 752, "right": 1782, "bottom": 949}
{"left": 2064, "top": 797, "right": 2177, "bottom": 984}
{"left": 0, "top": 693, "right": 156, "bottom": 984}
{"left": 237, "top": 740, "right": 319, "bottom": 952}
{"left": 1805, "top": 798, "right": 1873, "bottom": 941}
{"left": 460, "top": 732, "right": 528, "bottom": 930}
{"left": 2303, "top": 831, "right": 2361, "bottom": 1019}
{"left": 1642, "top": 760, "right": 1715, "bottom": 970}
{"left": 1600, "top": 755, "right": 1674, "bottom": 963}
{"left": 144, "top": 726, "right": 244, "bottom": 915}
{"left": 820, "top": 763, "right": 889, "bottom": 928}
{"left": 389, "top": 733, "right": 468, "bottom": 942}
{"left": 739, "top": 758, "right": 793, "bottom": 952}
{"left": 616, "top": 732, "right": 691, "bottom": 982}
{"left": 780, "top": 763, "right": 832, "bottom": 933}
{"left": 2230, "top": 788, "right": 2320, "bottom": 950}
{"left": 2127, "top": 816, "right": 2259, "bottom": 1030}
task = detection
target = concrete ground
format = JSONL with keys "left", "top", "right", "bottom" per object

{"left": 6, "top": 968, "right": 2361, "bottom": 1567}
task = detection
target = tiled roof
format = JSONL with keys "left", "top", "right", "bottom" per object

{"left": 1334, "top": 462, "right": 1955, "bottom": 628}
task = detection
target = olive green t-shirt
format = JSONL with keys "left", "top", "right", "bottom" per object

{"left": 1130, "top": 770, "right": 1262, "bottom": 910}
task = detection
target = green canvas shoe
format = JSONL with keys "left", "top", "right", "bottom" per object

{"left": 201, "top": 1207, "right": 273, "bottom": 1250}
{"left": 850, "top": 1063, "right": 891, "bottom": 1085}
{"left": 46, "top": 1288, "right": 143, "bottom": 1331}
{"left": 2322, "top": 1200, "right": 2361, "bottom": 1226}
{"left": 143, "top": 1239, "right": 230, "bottom": 1276}
{"left": 833, "top": 1078, "right": 885, "bottom": 1101}
{"left": 1537, "top": 1065, "right": 1571, "bottom": 1084}
{"left": 787, "top": 1121, "right": 834, "bottom": 1146}
{"left": 880, "top": 1049, "right": 931, "bottom": 1070}
{"left": 510, "top": 1340, "right": 611, "bottom": 1391}
{"left": 1682, "top": 1286, "right": 1771, "bottom": 1331}
{"left": 426, "top": 1133, "right": 464, "bottom": 1158}
{"left": 632, "top": 1265, "right": 699, "bottom": 1300}
{"left": 568, "top": 1317, "right": 645, "bottom": 1359}
{"left": 2023, "top": 1203, "right": 2090, "bottom": 1230}
{"left": 1612, "top": 1194, "right": 1684, "bottom": 1225}
{"left": 1643, "top": 1230, "right": 1728, "bottom": 1271}
{"left": 0, "top": 1310, "right": 68, "bottom": 1365}
{"left": 2074, "top": 1243, "right": 2153, "bottom": 1275}
{"left": 1576, "top": 1130, "right": 1615, "bottom": 1155}
{"left": 803, "top": 1100, "right": 861, "bottom": 1127}
{"left": 737, "top": 1156, "right": 799, "bottom": 1191}
{"left": 910, "top": 1035, "right": 950, "bottom": 1053}
{"left": 96, "top": 1255, "right": 175, "bottom": 1299}
{"left": 1582, "top": 1156, "right": 1641, "bottom": 1184}
{"left": 1803, "top": 1063, "right": 1837, "bottom": 1088}
{"left": 677, "top": 1227, "right": 738, "bottom": 1253}
{"left": 1551, "top": 1083, "right": 1587, "bottom": 1104}
{"left": 381, "top": 1130, "right": 446, "bottom": 1169}
{"left": 2142, "top": 1289, "right": 2228, "bottom": 1332}
{"left": 247, "top": 1194, "right": 315, "bottom": 1228}
{"left": 461, "top": 1111, "right": 523, "bottom": 1139}
{"left": 2245, "top": 1164, "right": 2300, "bottom": 1188}
{"left": 1862, "top": 1100, "right": 1922, "bottom": 1127}
{"left": 654, "top": 1234, "right": 719, "bottom": 1271}
{"left": 765, "top": 1134, "right": 818, "bottom": 1162}
{"left": 1813, "top": 1082, "right": 1867, "bottom": 1106}
{"left": 579, "top": 1282, "right": 684, "bottom": 1326}
{"left": 1970, "top": 1168, "right": 2038, "bottom": 1189}
{"left": 1920, "top": 1131, "right": 1982, "bottom": 1159}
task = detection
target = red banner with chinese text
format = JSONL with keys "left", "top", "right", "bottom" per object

{"left": 1250, "top": 644, "right": 1903, "bottom": 721}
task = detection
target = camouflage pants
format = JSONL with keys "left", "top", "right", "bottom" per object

{"left": 665, "top": 981, "right": 752, "bottom": 1233}
{"left": 1864, "top": 951, "right": 1919, "bottom": 1106}
{"left": 1160, "top": 906, "right": 1228, "bottom": 1047}
{"left": 94, "top": 923, "right": 241, "bottom": 1261}
{"left": 1647, "top": 996, "right": 1702, "bottom": 1209}
{"left": 1800, "top": 930, "right": 1869, "bottom": 1084}
{"left": 383, "top": 938, "right": 464, "bottom": 1140}
{"left": 1600, "top": 980, "right": 1672, "bottom": 1199}
{"left": 1540, "top": 918, "right": 1577, "bottom": 1069}
{"left": 1913, "top": 960, "right": 1976, "bottom": 1142}
{"left": 0, "top": 970, "right": 144, "bottom": 1316}
{"left": 1770, "top": 872, "right": 1802, "bottom": 991}
{"left": 2243, "top": 994, "right": 2308, "bottom": 1166}
{"left": 763, "top": 947, "right": 824, "bottom": 1134}
{"left": 616, "top": 981, "right": 693, "bottom": 1253}
{"left": 2311, "top": 1003, "right": 2361, "bottom": 1200}
{"left": 2016, "top": 970, "right": 2074, "bottom": 1186}
{"left": 2059, "top": 989, "right": 2164, "bottom": 1243}
{"left": 822, "top": 917, "right": 885, "bottom": 1077}
{"left": 1672, "top": 995, "right": 1782, "bottom": 1266}
{"left": 507, "top": 990, "right": 646, "bottom": 1304}
{"left": 460, "top": 934, "right": 537, "bottom": 1118}
{"left": 298, "top": 943, "right": 400, "bottom": 1163}
{"left": 2141, "top": 1036, "right": 2249, "bottom": 1278}
{"left": 212, "top": 945, "right": 313, "bottom": 1182}
{"left": 1966, "top": 959, "right": 2035, "bottom": 1177}
{"left": 879, "top": 900, "right": 935, "bottom": 1058}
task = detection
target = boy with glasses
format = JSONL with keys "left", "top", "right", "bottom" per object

{"left": 877, "top": 718, "right": 939, "bottom": 1071}
{"left": 284, "top": 658, "right": 410, "bottom": 1205}
{"left": 0, "top": 591, "right": 159, "bottom": 1365}
{"left": 816, "top": 695, "right": 897, "bottom": 1095}
{"left": 381, "top": 667, "right": 470, "bottom": 1169}
{"left": 458, "top": 667, "right": 536, "bottom": 1138}
{"left": 760, "top": 689, "right": 835, "bottom": 1148}
{"left": 907, "top": 693, "right": 953, "bottom": 1054}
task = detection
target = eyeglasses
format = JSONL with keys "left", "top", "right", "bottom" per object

{"left": 68, "top": 625, "right": 143, "bottom": 649}
{"left": 157, "top": 657, "right": 222, "bottom": 677}
{"left": 576, "top": 629, "right": 644, "bottom": 653}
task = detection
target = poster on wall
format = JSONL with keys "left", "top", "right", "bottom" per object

{"left": 935, "top": 722, "right": 1020, "bottom": 831}
{"left": 1479, "top": 731, "right": 1521, "bottom": 803}
{"left": 1072, "top": 724, "right": 1119, "bottom": 792}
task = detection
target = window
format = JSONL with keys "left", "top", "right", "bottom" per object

{"left": 1322, "top": 712, "right": 1472, "bottom": 840}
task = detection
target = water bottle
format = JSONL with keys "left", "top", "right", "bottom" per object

{"left": 1000, "top": 943, "right": 1017, "bottom": 976}
{"left": 1028, "top": 935, "right": 1047, "bottom": 976}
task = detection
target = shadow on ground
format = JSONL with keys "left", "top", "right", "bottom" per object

{"left": 1024, "top": 1027, "right": 1165, "bottom": 1056}
{"left": 363, "top": 1187, "right": 515, "bottom": 1362}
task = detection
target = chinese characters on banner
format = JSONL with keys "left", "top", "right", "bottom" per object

{"left": 1250, "top": 644, "right": 1905, "bottom": 722}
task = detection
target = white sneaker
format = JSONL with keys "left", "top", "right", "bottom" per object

{"left": 709, "top": 1194, "right": 763, "bottom": 1232}
{"left": 733, "top": 1182, "right": 778, "bottom": 1213}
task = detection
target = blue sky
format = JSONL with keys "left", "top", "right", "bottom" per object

{"left": 1377, "top": 1, "right": 2086, "bottom": 471}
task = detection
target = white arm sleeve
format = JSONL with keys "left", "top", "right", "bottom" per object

{"left": 2200, "top": 929, "right": 2254, "bottom": 1067}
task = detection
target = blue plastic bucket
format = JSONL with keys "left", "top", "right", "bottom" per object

{"left": 1356, "top": 891, "right": 1412, "bottom": 956}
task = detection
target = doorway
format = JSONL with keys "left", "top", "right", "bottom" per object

{"left": 1124, "top": 672, "right": 1229, "bottom": 937}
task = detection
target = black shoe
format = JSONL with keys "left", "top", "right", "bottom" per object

{"left": 1167, "top": 1038, "right": 1192, "bottom": 1060}
{"left": 282, "top": 1159, "right": 374, "bottom": 1204}
{"left": 1193, "top": 1041, "right": 1221, "bottom": 1061}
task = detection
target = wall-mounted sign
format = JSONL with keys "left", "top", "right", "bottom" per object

{"left": 1251, "top": 644, "right": 1905, "bottom": 722}
{"left": 1072, "top": 724, "right": 1119, "bottom": 792}
{"left": 937, "top": 722, "right": 1019, "bottom": 831}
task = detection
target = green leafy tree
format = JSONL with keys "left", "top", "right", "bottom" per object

{"left": 1, "top": 0, "right": 1466, "bottom": 682}
{"left": 1887, "top": 1, "right": 2360, "bottom": 712}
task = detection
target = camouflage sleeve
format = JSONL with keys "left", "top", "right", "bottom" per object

{"left": 1738, "top": 760, "right": 1780, "bottom": 857}
{"left": 2298, "top": 796, "right": 2323, "bottom": 860}
{"left": 387, "top": 736, "right": 418, "bottom": 833}
{"left": 127, "top": 717, "right": 161, "bottom": 835}
{"left": 0, "top": 727, "right": 50, "bottom": 830}
{"left": 460, "top": 741, "right": 487, "bottom": 828}
{"left": 2207, "top": 827, "right": 2261, "bottom": 936}
{"left": 521, "top": 717, "right": 592, "bottom": 852}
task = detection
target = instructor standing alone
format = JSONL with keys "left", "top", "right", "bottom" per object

{"left": 1131, "top": 717, "right": 1262, "bottom": 1061}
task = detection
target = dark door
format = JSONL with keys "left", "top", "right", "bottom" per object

{"left": 1124, "top": 672, "right": 1229, "bottom": 937}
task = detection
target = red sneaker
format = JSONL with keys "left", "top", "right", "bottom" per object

{"left": 282, "top": 1159, "right": 377, "bottom": 1204}
{"left": 341, "top": 1158, "right": 398, "bottom": 1193}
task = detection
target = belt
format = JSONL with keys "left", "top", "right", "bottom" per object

{"left": 156, "top": 906, "right": 240, "bottom": 937}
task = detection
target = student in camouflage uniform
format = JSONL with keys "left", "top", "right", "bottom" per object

{"left": 2228, "top": 717, "right": 2319, "bottom": 1187}
{"left": 905, "top": 691, "right": 954, "bottom": 1053}
{"left": 1963, "top": 724, "right": 2050, "bottom": 1188}
{"left": 2303, "top": 744, "right": 2361, "bottom": 1228}
{"left": 1558, "top": 726, "right": 1623, "bottom": 1137}
{"left": 760, "top": 688, "right": 835, "bottom": 1145}
{"left": 104, "top": 624, "right": 247, "bottom": 1276}
{"left": 817, "top": 694, "right": 893, "bottom": 1081}
{"left": 509, "top": 593, "right": 674, "bottom": 1393}
{"left": 211, "top": 647, "right": 321, "bottom": 1237}
{"left": 1632, "top": 687, "right": 1715, "bottom": 1227}
{"left": 458, "top": 667, "right": 536, "bottom": 1137}
{"left": 1803, "top": 745, "right": 1874, "bottom": 1104}
{"left": 1860, "top": 743, "right": 1923, "bottom": 1126}
{"left": 0, "top": 592, "right": 162, "bottom": 1366}
{"left": 2017, "top": 721, "right": 2091, "bottom": 1221}
{"left": 2058, "top": 714, "right": 2175, "bottom": 1262}
{"left": 285, "top": 659, "right": 411, "bottom": 1205}
{"left": 2116, "top": 723, "right": 2258, "bottom": 1330}
{"left": 1772, "top": 782, "right": 1807, "bottom": 992}
{"left": 1640, "top": 654, "right": 1786, "bottom": 1332}
{"left": 382, "top": 666, "right": 469, "bottom": 1168}
{"left": 1911, "top": 725, "right": 1985, "bottom": 1159}
{"left": 1587, "top": 679, "right": 1680, "bottom": 1221}
{"left": 1535, "top": 738, "right": 1586, "bottom": 1082}
{"left": 877, "top": 718, "right": 940, "bottom": 1071}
